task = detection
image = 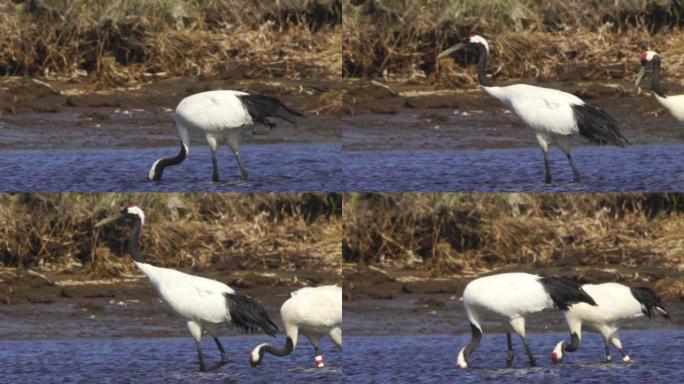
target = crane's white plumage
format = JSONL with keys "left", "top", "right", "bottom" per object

{"left": 95, "top": 204, "right": 278, "bottom": 372}
{"left": 456, "top": 272, "right": 596, "bottom": 369}
{"left": 250, "top": 285, "right": 342, "bottom": 367}
{"left": 438, "top": 34, "right": 627, "bottom": 183}
{"left": 636, "top": 50, "right": 684, "bottom": 124}
{"left": 149, "top": 90, "right": 302, "bottom": 182}
{"left": 551, "top": 282, "right": 669, "bottom": 364}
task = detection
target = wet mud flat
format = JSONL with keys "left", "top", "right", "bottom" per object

{"left": 0, "top": 267, "right": 340, "bottom": 340}
{"left": 343, "top": 80, "right": 684, "bottom": 152}
{"left": 0, "top": 76, "right": 342, "bottom": 150}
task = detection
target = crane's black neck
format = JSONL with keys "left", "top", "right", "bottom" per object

{"left": 476, "top": 45, "right": 492, "bottom": 87}
{"left": 128, "top": 216, "right": 143, "bottom": 263}
{"left": 651, "top": 57, "right": 666, "bottom": 98}
{"left": 261, "top": 337, "right": 294, "bottom": 358}
{"left": 151, "top": 140, "right": 187, "bottom": 181}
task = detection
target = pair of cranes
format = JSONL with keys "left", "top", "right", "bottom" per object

{"left": 95, "top": 204, "right": 342, "bottom": 372}
{"left": 437, "top": 34, "right": 682, "bottom": 183}
{"left": 457, "top": 272, "right": 669, "bottom": 368}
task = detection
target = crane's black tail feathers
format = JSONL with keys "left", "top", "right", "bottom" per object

{"left": 573, "top": 104, "right": 628, "bottom": 146}
{"left": 225, "top": 292, "right": 279, "bottom": 337}
{"left": 539, "top": 276, "right": 597, "bottom": 310}
{"left": 238, "top": 94, "right": 303, "bottom": 127}
{"left": 630, "top": 287, "right": 670, "bottom": 320}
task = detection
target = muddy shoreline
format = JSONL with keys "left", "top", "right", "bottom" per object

{"left": 0, "top": 77, "right": 342, "bottom": 150}
{"left": 0, "top": 267, "right": 340, "bottom": 340}
{"left": 344, "top": 265, "right": 684, "bottom": 336}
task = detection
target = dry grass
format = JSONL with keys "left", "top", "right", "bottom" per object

{"left": 343, "top": 193, "right": 684, "bottom": 271}
{"left": 0, "top": 193, "right": 341, "bottom": 277}
{"left": 0, "top": 0, "right": 341, "bottom": 86}
{"left": 343, "top": 0, "right": 684, "bottom": 84}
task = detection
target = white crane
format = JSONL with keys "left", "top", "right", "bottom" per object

{"left": 148, "top": 91, "right": 303, "bottom": 182}
{"left": 250, "top": 285, "right": 342, "bottom": 368}
{"left": 438, "top": 34, "right": 627, "bottom": 183}
{"left": 551, "top": 283, "right": 669, "bottom": 364}
{"left": 95, "top": 204, "right": 279, "bottom": 372}
{"left": 635, "top": 50, "right": 684, "bottom": 124}
{"left": 456, "top": 272, "right": 596, "bottom": 368}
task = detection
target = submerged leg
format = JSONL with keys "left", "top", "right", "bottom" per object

{"left": 206, "top": 134, "right": 220, "bottom": 182}
{"left": 609, "top": 336, "right": 631, "bottom": 362}
{"left": 565, "top": 152, "right": 581, "bottom": 183}
{"left": 187, "top": 321, "right": 208, "bottom": 372}
{"left": 308, "top": 335, "right": 325, "bottom": 367}
{"left": 506, "top": 332, "right": 515, "bottom": 368}
{"left": 604, "top": 338, "right": 612, "bottom": 362}
{"left": 510, "top": 317, "right": 535, "bottom": 367}
{"left": 225, "top": 130, "right": 248, "bottom": 181}
{"left": 213, "top": 336, "right": 230, "bottom": 364}
{"left": 536, "top": 134, "right": 552, "bottom": 184}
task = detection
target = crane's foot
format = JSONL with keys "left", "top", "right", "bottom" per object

{"left": 212, "top": 176, "right": 220, "bottom": 182}
{"left": 545, "top": 175, "right": 552, "bottom": 184}
{"left": 240, "top": 171, "right": 249, "bottom": 181}
{"left": 199, "top": 357, "right": 230, "bottom": 372}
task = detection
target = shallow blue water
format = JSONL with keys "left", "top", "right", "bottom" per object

{"left": 0, "top": 144, "right": 341, "bottom": 192}
{"left": 343, "top": 145, "right": 684, "bottom": 191}
{"left": 0, "top": 336, "right": 341, "bottom": 384}
{"left": 345, "top": 331, "right": 682, "bottom": 383}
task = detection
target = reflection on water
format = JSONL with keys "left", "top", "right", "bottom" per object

{"left": 345, "top": 331, "right": 683, "bottom": 383}
{"left": 343, "top": 145, "right": 684, "bottom": 192}
{"left": 0, "top": 144, "right": 341, "bottom": 192}
{"left": 0, "top": 336, "right": 342, "bottom": 384}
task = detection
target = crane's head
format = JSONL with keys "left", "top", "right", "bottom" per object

{"left": 249, "top": 343, "right": 267, "bottom": 367}
{"left": 635, "top": 50, "right": 659, "bottom": 87}
{"left": 95, "top": 203, "right": 145, "bottom": 228}
{"left": 437, "top": 33, "right": 489, "bottom": 60}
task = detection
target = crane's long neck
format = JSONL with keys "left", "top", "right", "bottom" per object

{"left": 129, "top": 217, "right": 143, "bottom": 263}
{"left": 651, "top": 57, "right": 666, "bottom": 98}
{"left": 477, "top": 45, "right": 492, "bottom": 87}
{"left": 263, "top": 336, "right": 295, "bottom": 358}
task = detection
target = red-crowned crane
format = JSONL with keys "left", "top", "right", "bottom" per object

{"left": 438, "top": 34, "right": 628, "bottom": 184}
{"left": 551, "top": 283, "right": 669, "bottom": 364}
{"left": 635, "top": 50, "right": 684, "bottom": 124}
{"left": 148, "top": 91, "right": 303, "bottom": 182}
{"left": 95, "top": 204, "right": 279, "bottom": 372}
{"left": 456, "top": 272, "right": 596, "bottom": 368}
{"left": 250, "top": 285, "right": 342, "bottom": 368}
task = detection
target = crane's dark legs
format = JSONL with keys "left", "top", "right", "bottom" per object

{"left": 226, "top": 132, "right": 248, "bottom": 181}
{"left": 543, "top": 150, "right": 552, "bottom": 184}
{"left": 521, "top": 337, "right": 536, "bottom": 367}
{"left": 565, "top": 152, "right": 581, "bottom": 183}
{"left": 206, "top": 134, "right": 220, "bottom": 182}
{"left": 506, "top": 332, "right": 514, "bottom": 368}
{"left": 604, "top": 339, "right": 612, "bottom": 362}
{"left": 233, "top": 151, "right": 249, "bottom": 181}
{"left": 213, "top": 336, "right": 230, "bottom": 364}
{"left": 195, "top": 340, "right": 208, "bottom": 372}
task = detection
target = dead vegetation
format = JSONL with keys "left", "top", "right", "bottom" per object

{"left": 0, "top": 0, "right": 341, "bottom": 86}
{"left": 0, "top": 193, "right": 342, "bottom": 278}
{"left": 343, "top": 193, "right": 684, "bottom": 299}
{"left": 343, "top": 0, "right": 684, "bottom": 85}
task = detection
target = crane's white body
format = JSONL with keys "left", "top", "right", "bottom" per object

{"left": 135, "top": 261, "right": 237, "bottom": 333}
{"left": 484, "top": 85, "right": 584, "bottom": 142}
{"left": 463, "top": 272, "right": 554, "bottom": 323}
{"left": 251, "top": 285, "right": 342, "bottom": 367}
{"left": 654, "top": 93, "right": 684, "bottom": 123}
{"left": 552, "top": 283, "right": 650, "bottom": 363}
{"left": 174, "top": 90, "right": 253, "bottom": 145}
{"left": 458, "top": 273, "right": 555, "bottom": 368}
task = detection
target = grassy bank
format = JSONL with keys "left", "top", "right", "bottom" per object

{"left": 343, "top": 193, "right": 684, "bottom": 298}
{"left": 0, "top": 193, "right": 341, "bottom": 277}
{"left": 343, "top": 0, "right": 684, "bottom": 85}
{"left": 0, "top": 0, "right": 341, "bottom": 86}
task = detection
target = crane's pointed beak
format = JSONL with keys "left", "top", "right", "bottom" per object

{"left": 634, "top": 67, "right": 646, "bottom": 88}
{"left": 437, "top": 42, "right": 465, "bottom": 59}
{"left": 95, "top": 213, "right": 122, "bottom": 227}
